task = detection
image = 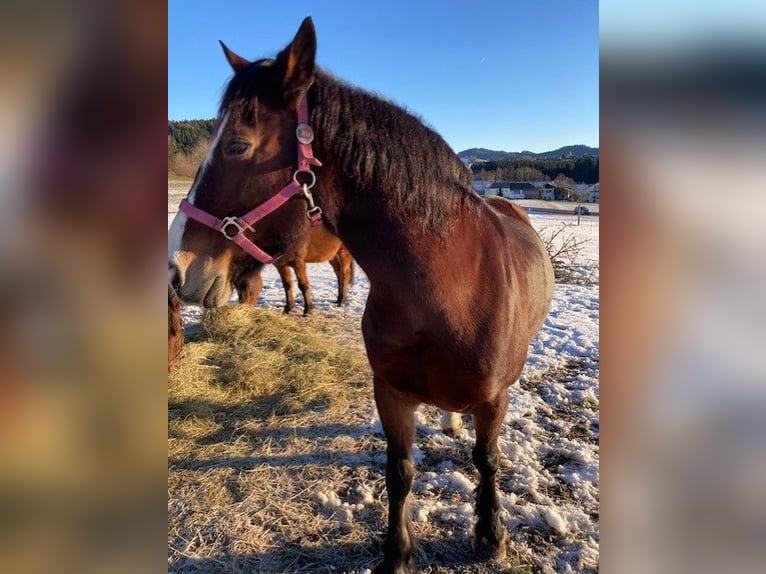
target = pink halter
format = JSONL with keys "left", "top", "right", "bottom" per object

{"left": 178, "top": 96, "right": 322, "bottom": 264}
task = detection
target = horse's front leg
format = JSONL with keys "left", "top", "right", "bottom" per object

{"left": 472, "top": 393, "right": 509, "bottom": 561}
{"left": 373, "top": 378, "right": 418, "bottom": 574}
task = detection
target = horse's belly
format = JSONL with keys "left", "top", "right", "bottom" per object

{"left": 366, "top": 338, "right": 507, "bottom": 412}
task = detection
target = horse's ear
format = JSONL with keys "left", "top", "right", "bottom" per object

{"left": 276, "top": 17, "right": 316, "bottom": 102}
{"left": 219, "top": 41, "right": 250, "bottom": 73}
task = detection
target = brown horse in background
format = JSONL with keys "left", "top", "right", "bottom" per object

{"left": 168, "top": 284, "right": 184, "bottom": 372}
{"left": 168, "top": 18, "right": 553, "bottom": 573}
{"left": 234, "top": 223, "right": 354, "bottom": 315}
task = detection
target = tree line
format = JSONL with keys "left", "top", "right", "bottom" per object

{"left": 168, "top": 119, "right": 216, "bottom": 177}
{"left": 471, "top": 157, "right": 598, "bottom": 184}
{"left": 168, "top": 119, "right": 599, "bottom": 185}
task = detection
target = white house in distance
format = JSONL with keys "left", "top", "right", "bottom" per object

{"left": 531, "top": 181, "right": 556, "bottom": 200}
{"left": 570, "top": 183, "right": 599, "bottom": 203}
{"left": 473, "top": 180, "right": 574, "bottom": 201}
{"left": 585, "top": 183, "right": 599, "bottom": 203}
{"left": 472, "top": 180, "right": 490, "bottom": 196}
{"left": 486, "top": 181, "right": 536, "bottom": 199}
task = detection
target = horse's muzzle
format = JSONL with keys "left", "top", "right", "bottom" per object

{"left": 170, "top": 265, "right": 230, "bottom": 308}
{"left": 202, "top": 275, "right": 230, "bottom": 308}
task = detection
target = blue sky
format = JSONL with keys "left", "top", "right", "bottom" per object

{"left": 168, "top": 0, "right": 598, "bottom": 153}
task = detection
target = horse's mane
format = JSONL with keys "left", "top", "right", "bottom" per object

{"left": 220, "top": 62, "right": 481, "bottom": 231}
{"left": 310, "top": 71, "right": 480, "bottom": 230}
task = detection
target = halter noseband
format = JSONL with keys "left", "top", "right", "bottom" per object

{"left": 178, "top": 96, "right": 323, "bottom": 264}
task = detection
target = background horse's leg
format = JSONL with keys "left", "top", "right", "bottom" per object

{"left": 328, "top": 247, "right": 353, "bottom": 306}
{"left": 328, "top": 254, "right": 343, "bottom": 305}
{"left": 440, "top": 410, "right": 463, "bottom": 437}
{"left": 292, "top": 258, "right": 313, "bottom": 315}
{"left": 236, "top": 269, "right": 263, "bottom": 306}
{"left": 276, "top": 264, "right": 295, "bottom": 314}
{"left": 339, "top": 247, "right": 354, "bottom": 305}
{"left": 373, "top": 378, "right": 418, "bottom": 574}
{"left": 471, "top": 393, "right": 509, "bottom": 561}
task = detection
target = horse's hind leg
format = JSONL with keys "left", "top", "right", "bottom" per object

{"left": 292, "top": 258, "right": 314, "bottom": 315}
{"left": 328, "top": 255, "right": 344, "bottom": 305}
{"left": 276, "top": 264, "right": 295, "bottom": 313}
{"left": 374, "top": 378, "right": 418, "bottom": 574}
{"left": 331, "top": 246, "right": 353, "bottom": 306}
{"left": 471, "top": 393, "right": 509, "bottom": 561}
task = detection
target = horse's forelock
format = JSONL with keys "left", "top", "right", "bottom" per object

{"left": 218, "top": 59, "right": 282, "bottom": 118}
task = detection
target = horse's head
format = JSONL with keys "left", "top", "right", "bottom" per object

{"left": 169, "top": 17, "right": 319, "bottom": 307}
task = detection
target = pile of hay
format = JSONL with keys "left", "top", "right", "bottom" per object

{"left": 169, "top": 305, "right": 370, "bottom": 420}
{"left": 168, "top": 306, "right": 383, "bottom": 572}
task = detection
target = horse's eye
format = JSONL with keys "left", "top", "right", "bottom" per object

{"left": 224, "top": 139, "right": 250, "bottom": 157}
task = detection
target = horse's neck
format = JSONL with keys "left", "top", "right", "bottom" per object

{"left": 320, "top": 168, "right": 468, "bottom": 295}
{"left": 309, "top": 82, "right": 473, "bottom": 282}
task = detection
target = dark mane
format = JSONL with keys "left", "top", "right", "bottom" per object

{"left": 310, "top": 70, "right": 480, "bottom": 230}
{"left": 219, "top": 62, "right": 480, "bottom": 231}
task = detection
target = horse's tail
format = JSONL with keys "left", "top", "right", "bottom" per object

{"left": 349, "top": 257, "right": 355, "bottom": 285}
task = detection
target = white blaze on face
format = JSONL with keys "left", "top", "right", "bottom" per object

{"left": 168, "top": 113, "right": 230, "bottom": 277}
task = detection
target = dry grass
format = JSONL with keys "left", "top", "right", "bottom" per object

{"left": 168, "top": 306, "right": 381, "bottom": 572}
{"left": 170, "top": 305, "right": 370, "bottom": 419}
{"left": 169, "top": 306, "right": 551, "bottom": 573}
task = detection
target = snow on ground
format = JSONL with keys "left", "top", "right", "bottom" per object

{"left": 169, "top": 196, "right": 599, "bottom": 572}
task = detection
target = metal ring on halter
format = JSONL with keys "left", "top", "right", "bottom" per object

{"left": 220, "top": 216, "right": 248, "bottom": 240}
{"left": 293, "top": 169, "right": 316, "bottom": 189}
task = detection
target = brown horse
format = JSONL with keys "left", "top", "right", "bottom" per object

{"left": 168, "top": 18, "right": 553, "bottom": 573}
{"left": 233, "top": 223, "right": 354, "bottom": 315}
{"left": 168, "top": 283, "right": 184, "bottom": 372}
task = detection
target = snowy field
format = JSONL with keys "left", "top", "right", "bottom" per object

{"left": 169, "top": 191, "right": 599, "bottom": 573}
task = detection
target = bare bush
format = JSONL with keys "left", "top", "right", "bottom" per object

{"left": 539, "top": 223, "right": 598, "bottom": 285}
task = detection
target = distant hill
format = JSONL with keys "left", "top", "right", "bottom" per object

{"left": 459, "top": 145, "right": 599, "bottom": 163}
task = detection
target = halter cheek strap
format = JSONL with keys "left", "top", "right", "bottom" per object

{"left": 178, "top": 97, "right": 322, "bottom": 264}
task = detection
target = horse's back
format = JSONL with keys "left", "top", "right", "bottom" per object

{"left": 481, "top": 197, "right": 554, "bottom": 340}
{"left": 484, "top": 195, "right": 531, "bottom": 225}
{"left": 276, "top": 223, "right": 344, "bottom": 265}
{"left": 303, "top": 224, "right": 344, "bottom": 261}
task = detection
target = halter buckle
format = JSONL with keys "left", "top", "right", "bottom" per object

{"left": 220, "top": 216, "right": 248, "bottom": 240}
{"left": 306, "top": 205, "right": 323, "bottom": 224}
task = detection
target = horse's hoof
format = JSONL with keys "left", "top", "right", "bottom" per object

{"left": 473, "top": 531, "right": 507, "bottom": 562}
{"left": 440, "top": 411, "right": 463, "bottom": 437}
{"left": 303, "top": 306, "right": 314, "bottom": 316}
